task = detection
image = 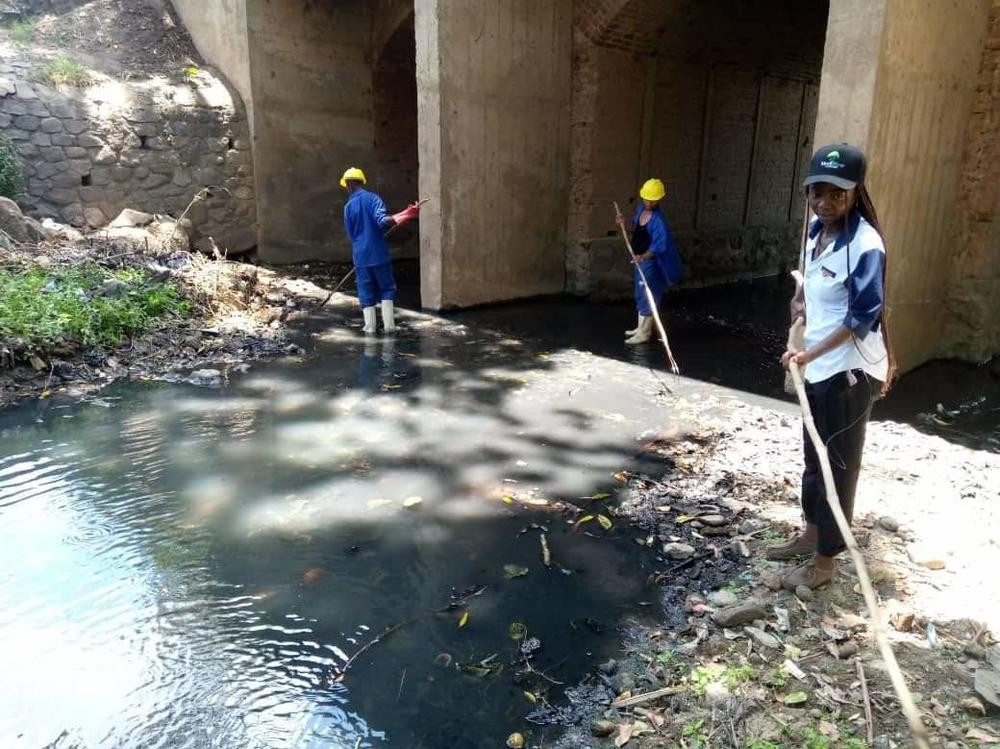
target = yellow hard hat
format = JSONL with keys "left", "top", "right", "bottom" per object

{"left": 339, "top": 167, "right": 367, "bottom": 188}
{"left": 639, "top": 178, "right": 666, "bottom": 202}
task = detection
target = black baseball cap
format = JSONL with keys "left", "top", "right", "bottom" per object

{"left": 803, "top": 143, "right": 867, "bottom": 190}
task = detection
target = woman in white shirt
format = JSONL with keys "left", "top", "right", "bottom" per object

{"left": 769, "top": 143, "right": 896, "bottom": 590}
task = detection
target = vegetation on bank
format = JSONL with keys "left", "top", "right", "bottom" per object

{"left": 43, "top": 55, "right": 91, "bottom": 86}
{"left": 0, "top": 264, "right": 190, "bottom": 359}
{"left": 0, "top": 135, "right": 24, "bottom": 200}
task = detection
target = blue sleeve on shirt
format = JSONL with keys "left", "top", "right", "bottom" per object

{"left": 844, "top": 248, "right": 885, "bottom": 338}
{"left": 371, "top": 193, "right": 394, "bottom": 231}
{"left": 650, "top": 211, "right": 682, "bottom": 286}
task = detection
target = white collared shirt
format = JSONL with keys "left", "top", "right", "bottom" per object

{"left": 802, "top": 215, "right": 889, "bottom": 384}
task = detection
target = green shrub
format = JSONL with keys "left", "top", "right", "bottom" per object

{"left": 0, "top": 264, "right": 191, "bottom": 355}
{"left": 8, "top": 19, "right": 35, "bottom": 45}
{"left": 0, "top": 135, "right": 24, "bottom": 200}
{"left": 43, "top": 56, "right": 91, "bottom": 86}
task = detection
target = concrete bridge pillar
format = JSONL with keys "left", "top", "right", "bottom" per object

{"left": 814, "top": 0, "right": 993, "bottom": 371}
{"left": 414, "top": 0, "right": 573, "bottom": 309}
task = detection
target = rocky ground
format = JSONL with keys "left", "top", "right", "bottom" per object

{"left": 538, "top": 392, "right": 1000, "bottom": 749}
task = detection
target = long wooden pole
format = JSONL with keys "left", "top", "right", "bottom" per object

{"left": 788, "top": 361, "right": 930, "bottom": 749}
{"left": 614, "top": 202, "right": 680, "bottom": 375}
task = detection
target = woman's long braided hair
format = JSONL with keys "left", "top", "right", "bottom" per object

{"left": 853, "top": 183, "right": 897, "bottom": 392}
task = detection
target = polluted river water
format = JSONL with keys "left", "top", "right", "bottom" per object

{"left": 2, "top": 275, "right": 996, "bottom": 748}
{"left": 0, "top": 300, "right": 730, "bottom": 749}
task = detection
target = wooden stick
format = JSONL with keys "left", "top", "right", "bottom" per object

{"left": 857, "top": 657, "right": 874, "bottom": 745}
{"left": 788, "top": 362, "right": 930, "bottom": 749}
{"left": 610, "top": 685, "right": 686, "bottom": 709}
{"left": 613, "top": 202, "right": 680, "bottom": 374}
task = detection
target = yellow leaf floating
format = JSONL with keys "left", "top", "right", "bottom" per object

{"left": 459, "top": 611, "right": 469, "bottom": 627}
{"left": 597, "top": 514, "right": 613, "bottom": 531}
{"left": 676, "top": 515, "right": 696, "bottom": 523}
{"left": 402, "top": 496, "right": 423, "bottom": 509}
{"left": 502, "top": 496, "right": 514, "bottom": 504}
{"left": 574, "top": 514, "right": 594, "bottom": 531}
{"left": 523, "top": 691, "right": 537, "bottom": 704}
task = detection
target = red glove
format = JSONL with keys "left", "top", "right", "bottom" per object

{"left": 391, "top": 202, "right": 422, "bottom": 226}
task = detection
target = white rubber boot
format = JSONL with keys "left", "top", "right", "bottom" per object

{"left": 380, "top": 299, "right": 396, "bottom": 334}
{"left": 361, "top": 306, "right": 377, "bottom": 334}
{"left": 625, "top": 315, "right": 654, "bottom": 345}
{"left": 624, "top": 313, "right": 643, "bottom": 337}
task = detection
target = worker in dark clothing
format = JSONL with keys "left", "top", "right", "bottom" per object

{"left": 340, "top": 167, "right": 421, "bottom": 334}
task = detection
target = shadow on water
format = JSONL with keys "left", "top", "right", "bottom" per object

{"left": 0, "top": 302, "right": 704, "bottom": 748}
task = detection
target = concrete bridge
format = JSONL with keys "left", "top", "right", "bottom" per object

{"left": 171, "top": 0, "right": 998, "bottom": 372}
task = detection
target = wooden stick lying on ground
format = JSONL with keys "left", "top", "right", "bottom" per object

{"left": 788, "top": 361, "right": 930, "bottom": 749}
{"left": 613, "top": 202, "right": 680, "bottom": 374}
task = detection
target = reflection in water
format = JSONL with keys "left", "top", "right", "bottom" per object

{"left": 0, "top": 314, "right": 674, "bottom": 748}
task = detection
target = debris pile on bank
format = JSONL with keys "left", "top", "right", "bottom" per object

{"left": 536, "top": 400, "right": 1000, "bottom": 748}
{"left": 1, "top": 201, "right": 324, "bottom": 407}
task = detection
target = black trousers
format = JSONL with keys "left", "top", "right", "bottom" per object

{"left": 801, "top": 370, "right": 881, "bottom": 557}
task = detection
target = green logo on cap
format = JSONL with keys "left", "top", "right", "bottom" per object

{"left": 820, "top": 150, "right": 844, "bottom": 170}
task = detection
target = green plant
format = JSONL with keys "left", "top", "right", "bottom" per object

{"left": 8, "top": 19, "right": 35, "bottom": 45}
{"left": 0, "top": 264, "right": 190, "bottom": 357}
{"left": 724, "top": 663, "right": 757, "bottom": 689}
{"left": 182, "top": 65, "right": 200, "bottom": 78}
{"left": 0, "top": 135, "right": 23, "bottom": 200}
{"left": 802, "top": 728, "right": 832, "bottom": 749}
{"left": 44, "top": 56, "right": 91, "bottom": 86}
{"left": 681, "top": 718, "right": 708, "bottom": 748}
{"left": 747, "top": 742, "right": 782, "bottom": 749}
{"left": 723, "top": 578, "right": 750, "bottom": 594}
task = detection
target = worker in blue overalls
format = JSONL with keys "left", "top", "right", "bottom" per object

{"left": 340, "top": 167, "right": 421, "bottom": 334}
{"left": 616, "top": 178, "right": 682, "bottom": 344}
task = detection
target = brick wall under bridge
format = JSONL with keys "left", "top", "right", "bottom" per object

{"left": 566, "top": 0, "right": 827, "bottom": 298}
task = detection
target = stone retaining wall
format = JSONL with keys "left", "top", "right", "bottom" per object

{"left": 0, "top": 56, "right": 256, "bottom": 253}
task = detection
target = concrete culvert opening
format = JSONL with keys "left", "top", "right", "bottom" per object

{"left": 567, "top": 0, "right": 830, "bottom": 299}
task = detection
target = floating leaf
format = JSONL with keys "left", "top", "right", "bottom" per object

{"left": 597, "top": 514, "right": 613, "bottom": 531}
{"left": 402, "top": 496, "right": 423, "bottom": 509}
{"left": 381, "top": 383, "right": 402, "bottom": 390}
{"left": 522, "top": 497, "right": 549, "bottom": 506}
{"left": 523, "top": 691, "right": 537, "bottom": 704}
{"left": 502, "top": 496, "right": 514, "bottom": 504}
{"left": 613, "top": 471, "right": 629, "bottom": 484}
{"left": 675, "top": 515, "right": 696, "bottom": 523}
{"left": 302, "top": 568, "right": 325, "bottom": 584}
{"left": 459, "top": 611, "right": 469, "bottom": 627}
{"left": 506, "top": 732, "right": 525, "bottom": 748}
{"left": 508, "top": 622, "right": 527, "bottom": 640}
{"left": 581, "top": 492, "right": 611, "bottom": 501}
{"left": 783, "top": 691, "right": 808, "bottom": 706}
{"left": 503, "top": 564, "right": 530, "bottom": 580}
{"left": 39, "top": 389, "right": 52, "bottom": 399}
{"left": 573, "top": 514, "right": 595, "bottom": 530}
